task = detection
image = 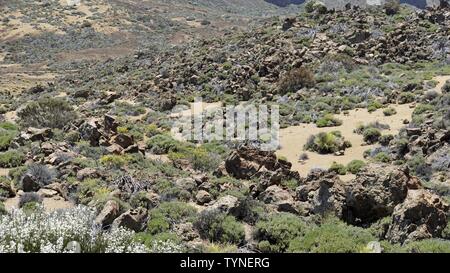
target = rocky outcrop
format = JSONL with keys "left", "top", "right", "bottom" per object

{"left": 216, "top": 146, "right": 300, "bottom": 194}
{"left": 111, "top": 207, "right": 148, "bottom": 232}
{"left": 296, "top": 169, "right": 347, "bottom": 218}
{"left": 344, "top": 164, "right": 421, "bottom": 224}
{"left": 208, "top": 195, "right": 240, "bottom": 215}
{"left": 260, "top": 185, "right": 298, "bottom": 213}
{"left": 386, "top": 189, "right": 449, "bottom": 243}
{"left": 95, "top": 200, "right": 120, "bottom": 228}
{"left": 196, "top": 190, "right": 213, "bottom": 205}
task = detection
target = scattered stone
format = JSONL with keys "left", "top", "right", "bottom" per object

{"left": 95, "top": 200, "right": 120, "bottom": 228}
{"left": 196, "top": 190, "right": 212, "bottom": 205}
{"left": 386, "top": 189, "right": 449, "bottom": 243}
{"left": 112, "top": 207, "right": 148, "bottom": 232}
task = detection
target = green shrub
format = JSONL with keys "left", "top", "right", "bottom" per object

{"left": 194, "top": 210, "right": 245, "bottom": 245}
{"left": 373, "top": 152, "right": 391, "bottom": 163}
{"left": 367, "top": 101, "right": 383, "bottom": 113}
{"left": 134, "top": 232, "right": 183, "bottom": 252}
{"left": 147, "top": 202, "right": 197, "bottom": 234}
{"left": 76, "top": 178, "right": 109, "bottom": 205}
{"left": 0, "top": 130, "right": 16, "bottom": 151}
{"left": 234, "top": 197, "right": 268, "bottom": 225}
{"left": 146, "top": 134, "right": 183, "bottom": 154}
{"left": 0, "top": 122, "right": 17, "bottom": 131}
{"left": 0, "top": 122, "right": 19, "bottom": 151}
{"left": 278, "top": 67, "right": 315, "bottom": 94}
{"left": 407, "top": 153, "right": 431, "bottom": 179}
{"left": 346, "top": 160, "right": 366, "bottom": 174}
{"left": 147, "top": 213, "right": 171, "bottom": 235}
{"left": 99, "top": 154, "right": 132, "bottom": 169}
{"left": 304, "top": 131, "right": 351, "bottom": 154}
{"left": 0, "top": 202, "right": 6, "bottom": 215}
{"left": 363, "top": 128, "right": 382, "bottom": 144}
{"left": 145, "top": 124, "right": 162, "bottom": 138}
{"left": 169, "top": 145, "right": 222, "bottom": 172}
{"left": 379, "top": 134, "right": 394, "bottom": 146}
{"left": 329, "top": 162, "right": 347, "bottom": 175}
{"left": 402, "top": 239, "right": 450, "bottom": 253}
{"left": 442, "top": 80, "right": 450, "bottom": 93}
{"left": 0, "top": 176, "right": 13, "bottom": 200}
{"left": 316, "top": 114, "right": 343, "bottom": 128}
{"left": 398, "top": 92, "right": 415, "bottom": 104}
{"left": 383, "top": 107, "right": 397, "bottom": 116}
{"left": 18, "top": 97, "right": 77, "bottom": 129}
{"left": 287, "top": 217, "right": 375, "bottom": 253}
{"left": 254, "top": 213, "right": 310, "bottom": 253}
{"left": 0, "top": 150, "right": 25, "bottom": 168}
{"left": 443, "top": 220, "right": 450, "bottom": 240}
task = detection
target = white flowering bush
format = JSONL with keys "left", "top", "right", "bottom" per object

{"left": 150, "top": 240, "right": 185, "bottom": 253}
{"left": 0, "top": 205, "right": 149, "bottom": 253}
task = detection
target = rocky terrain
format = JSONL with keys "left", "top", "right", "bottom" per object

{"left": 0, "top": 0, "right": 449, "bottom": 253}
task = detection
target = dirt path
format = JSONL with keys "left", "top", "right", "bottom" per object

{"left": 276, "top": 104, "right": 415, "bottom": 177}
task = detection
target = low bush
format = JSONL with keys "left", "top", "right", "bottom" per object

{"left": 147, "top": 202, "right": 197, "bottom": 235}
{"left": 346, "top": 160, "right": 366, "bottom": 174}
{"left": 194, "top": 210, "right": 245, "bottom": 245}
{"left": 379, "top": 134, "right": 394, "bottom": 146}
{"left": 254, "top": 213, "right": 310, "bottom": 253}
{"left": 407, "top": 153, "right": 432, "bottom": 180}
{"left": 278, "top": 67, "right": 315, "bottom": 94}
{"left": 134, "top": 232, "right": 184, "bottom": 253}
{"left": 0, "top": 122, "right": 18, "bottom": 151}
{"left": 383, "top": 107, "right": 397, "bottom": 116}
{"left": 18, "top": 97, "right": 77, "bottom": 129}
{"left": 146, "top": 134, "right": 183, "bottom": 155}
{"left": 0, "top": 203, "right": 6, "bottom": 215}
{"left": 287, "top": 217, "right": 375, "bottom": 253}
{"left": 367, "top": 101, "right": 383, "bottom": 113}
{"left": 363, "top": 128, "right": 382, "bottom": 144}
{"left": 19, "top": 164, "right": 55, "bottom": 191}
{"left": 401, "top": 239, "right": 450, "bottom": 253}
{"left": 100, "top": 155, "right": 132, "bottom": 169}
{"left": 169, "top": 145, "right": 223, "bottom": 172}
{"left": 234, "top": 197, "right": 268, "bottom": 225}
{"left": 329, "top": 162, "right": 347, "bottom": 175}
{"left": 304, "top": 131, "right": 351, "bottom": 154}
{"left": 442, "top": 80, "right": 450, "bottom": 93}
{"left": 315, "top": 114, "right": 343, "bottom": 128}
{"left": 398, "top": 92, "right": 415, "bottom": 104}
{"left": 19, "top": 192, "right": 43, "bottom": 208}
{"left": 0, "top": 150, "right": 25, "bottom": 168}
{"left": 373, "top": 152, "right": 392, "bottom": 163}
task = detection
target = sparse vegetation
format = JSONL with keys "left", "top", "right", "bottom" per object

{"left": 304, "top": 131, "right": 351, "bottom": 154}
{"left": 18, "top": 97, "right": 77, "bottom": 129}
{"left": 278, "top": 67, "right": 316, "bottom": 94}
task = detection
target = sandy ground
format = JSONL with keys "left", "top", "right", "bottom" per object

{"left": 4, "top": 196, "right": 74, "bottom": 212}
{"left": 276, "top": 103, "right": 415, "bottom": 177}
{"left": 432, "top": 75, "right": 450, "bottom": 93}
{"left": 0, "top": 168, "right": 10, "bottom": 177}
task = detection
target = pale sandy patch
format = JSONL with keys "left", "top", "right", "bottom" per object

{"left": 4, "top": 196, "right": 74, "bottom": 212}
{"left": 171, "top": 17, "right": 203, "bottom": 28}
{"left": 276, "top": 104, "right": 415, "bottom": 176}
{"left": 432, "top": 75, "right": 450, "bottom": 94}
{"left": 0, "top": 168, "right": 10, "bottom": 177}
